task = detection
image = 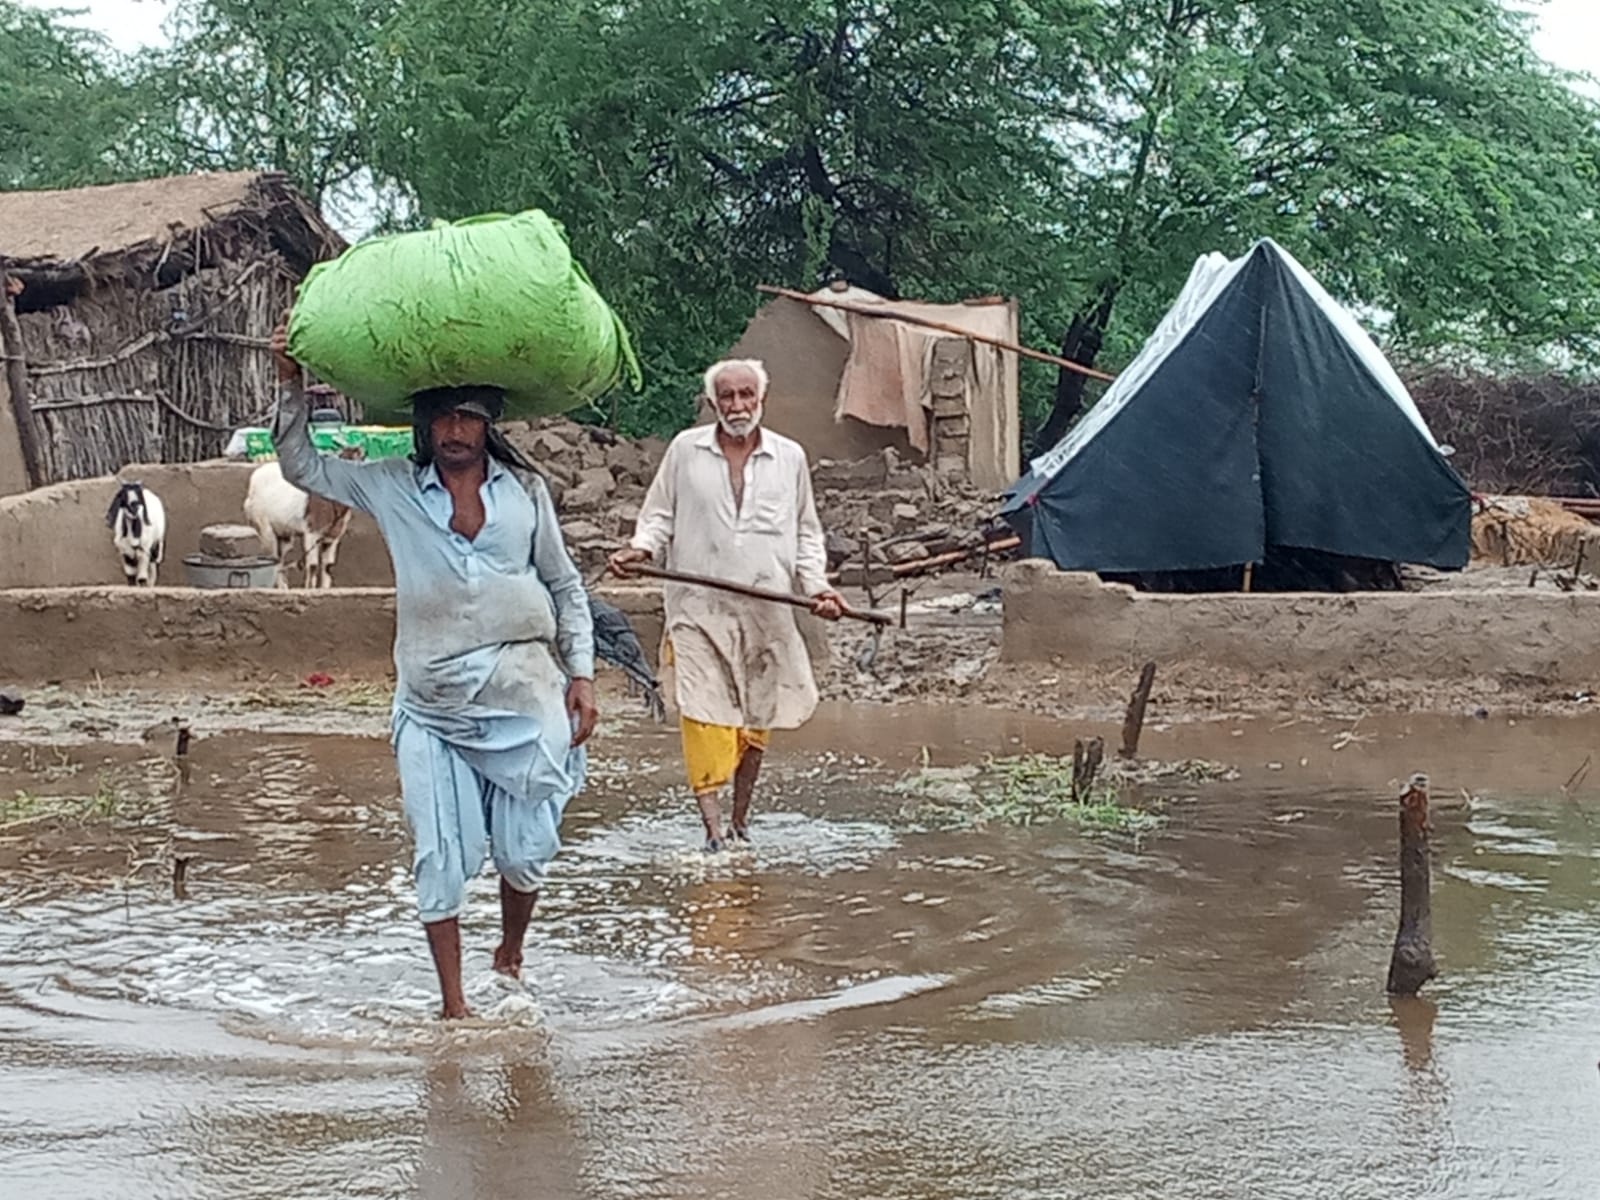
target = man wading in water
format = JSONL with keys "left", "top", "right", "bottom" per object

{"left": 269, "top": 320, "right": 598, "bottom": 1019}
{"left": 610, "top": 358, "right": 843, "bottom": 849}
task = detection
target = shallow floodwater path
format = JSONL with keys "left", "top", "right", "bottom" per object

{"left": 1, "top": 706, "right": 1597, "bottom": 1199}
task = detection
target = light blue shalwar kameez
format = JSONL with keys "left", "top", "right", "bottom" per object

{"left": 273, "top": 386, "right": 594, "bottom": 923}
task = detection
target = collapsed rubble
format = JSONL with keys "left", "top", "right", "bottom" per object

{"left": 501, "top": 415, "right": 1010, "bottom": 580}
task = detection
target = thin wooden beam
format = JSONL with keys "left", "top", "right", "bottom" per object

{"left": 756, "top": 284, "right": 1118, "bottom": 382}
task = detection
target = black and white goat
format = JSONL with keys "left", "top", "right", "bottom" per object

{"left": 105, "top": 481, "right": 167, "bottom": 587}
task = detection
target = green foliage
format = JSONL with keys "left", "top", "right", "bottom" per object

{"left": 9, "top": 0, "right": 1600, "bottom": 440}
{"left": 890, "top": 751, "right": 1232, "bottom": 838}
{"left": 0, "top": 1, "right": 151, "bottom": 188}
{"left": 134, "top": 0, "right": 397, "bottom": 205}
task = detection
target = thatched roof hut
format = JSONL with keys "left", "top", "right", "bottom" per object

{"left": 0, "top": 170, "right": 345, "bottom": 489}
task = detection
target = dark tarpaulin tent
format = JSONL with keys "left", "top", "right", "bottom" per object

{"left": 1001, "top": 239, "right": 1471, "bottom": 585}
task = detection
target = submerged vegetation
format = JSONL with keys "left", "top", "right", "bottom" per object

{"left": 896, "top": 751, "right": 1238, "bottom": 840}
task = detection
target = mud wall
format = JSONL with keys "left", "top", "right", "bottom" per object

{"left": 725, "top": 297, "right": 910, "bottom": 464}
{"left": 0, "top": 585, "right": 666, "bottom": 683}
{"left": 1001, "top": 559, "right": 1600, "bottom": 684}
{"left": 0, "top": 461, "right": 392, "bottom": 589}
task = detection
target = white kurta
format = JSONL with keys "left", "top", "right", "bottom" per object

{"left": 630, "top": 423, "right": 830, "bottom": 730}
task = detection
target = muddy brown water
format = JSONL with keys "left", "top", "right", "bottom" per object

{"left": 1, "top": 703, "right": 1597, "bottom": 1198}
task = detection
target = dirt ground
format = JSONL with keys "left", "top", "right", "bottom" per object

{"left": 2, "top": 564, "right": 1594, "bottom": 755}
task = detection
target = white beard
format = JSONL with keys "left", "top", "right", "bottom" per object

{"left": 717, "top": 401, "right": 763, "bottom": 439}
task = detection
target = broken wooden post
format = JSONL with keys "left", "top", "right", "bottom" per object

{"left": 899, "top": 587, "right": 909, "bottom": 629}
{"left": 0, "top": 268, "right": 48, "bottom": 489}
{"left": 172, "top": 855, "right": 192, "bottom": 900}
{"left": 858, "top": 531, "right": 878, "bottom": 610}
{"left": 1119, "top": 662, "right": 1157, "bottom": 759}
{"left": 1071, "top": 736, "right": 1104, "bottom": 802}
{"left": 1386, "top": 773, "right": 1438, "bottom": 996}
{"left": 1241, "top": 562, "right": 1254, "bottom": 592}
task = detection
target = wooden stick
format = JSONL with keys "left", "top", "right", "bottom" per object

{"left": 1119, "top": 662, "right": 1158, "bottom": 759}
{"left": 889, "top": 535, "right": 1022, "bottom": 577}
{"left": 1241, "top": 562, "right": 1254, "bottom": 593}
{"left": 619, "top": 562, "right": 892, "bottom": 625}
{"left": 1071, "top": 736, "right": 1105, "bottom": 802}
{"left": 1386, "top": 773, "right": 1438, "bottom": 996}
{"left": 0, "top": 269, "right": 47, "bottom": 488}
{"left": 757, "top": 284, "right": 1118, "bottom": 382}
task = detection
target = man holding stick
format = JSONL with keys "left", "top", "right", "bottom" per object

{"left": 610, "top": 359, "right": 845, "bottom": 850}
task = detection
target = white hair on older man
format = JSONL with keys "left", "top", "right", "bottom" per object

{"left": 703, "top": 358, "right": 770, "bottom": 402}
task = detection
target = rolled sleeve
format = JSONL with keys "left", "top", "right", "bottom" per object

{"left": 270, "top": 381, "right": 378, "bottom": 512}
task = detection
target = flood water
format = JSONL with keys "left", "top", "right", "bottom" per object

{"left": 1, "top": 704, "right": 1597, "bottom": 1198}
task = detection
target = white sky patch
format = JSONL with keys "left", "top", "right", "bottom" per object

{"left": 25, "top": 0, "right": 1600, "bottom": 75}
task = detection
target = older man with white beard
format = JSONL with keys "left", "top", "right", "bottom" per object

{"left": 610, "top": 358, "right": 845, "bottom": 850}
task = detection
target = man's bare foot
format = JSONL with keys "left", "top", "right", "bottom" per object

{"left": 440, "top": 1000, "right": 475, "bottom": 1020}
{"left": 493, "top": 943, "right": 523, "bottom": 979}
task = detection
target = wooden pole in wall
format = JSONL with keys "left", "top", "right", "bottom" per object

{"left": 1241, "top": 562, "right": 1254, "bottom": 593}
{"left": 0, "top": 268, "right": 47, "bottom": 489}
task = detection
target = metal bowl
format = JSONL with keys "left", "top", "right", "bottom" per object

{"left": 182, "top": 553, "right": 279, "bottom": 589}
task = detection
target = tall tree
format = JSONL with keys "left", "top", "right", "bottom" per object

{"left": 0, "top": 1, "right": 150, "bottom": 189}
{"left": 136, "top": 0, "right": 395, "bottom": 206}
{"left": 367, "top": 0, "right": 1080, "bottom": 432}
{"left": 1028, "top": 0, "right": 1600, "bottom": 450}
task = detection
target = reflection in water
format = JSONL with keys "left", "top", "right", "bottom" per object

{"left": 0, "top": 718, "right": 1597, "bottom": 1199}
{"left": 419, "top": 1057, "right": 589, "bottom": 1200}
{"left": 1390, "top": 995, "right": 1438, "bottom": 1073}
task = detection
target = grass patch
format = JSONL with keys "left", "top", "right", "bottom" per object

{"left": 1, "top": 768, "right": 157, "bottom": 830}
{"left": 896, "top": 752, "right": 1238, "bottom": 840}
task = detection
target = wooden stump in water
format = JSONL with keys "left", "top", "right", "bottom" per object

{"left": 1071, "top": 736, "right": 1104, "bottom": 802}
{"left": 1119, "top": 662, "right": 1157, "bottom": 759}
{"left": 1386, "top": 773, "right": 1437, "bottom": 995}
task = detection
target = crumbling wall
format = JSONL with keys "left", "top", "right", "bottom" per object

{"left": 1002, "top": 558, "right": 1600, "bottom": 685}
{"left": 724, "top": 296, "right": 910, "bottom": 464}
{"left": 0, "top": 584, "right": 664, "bottom": 682}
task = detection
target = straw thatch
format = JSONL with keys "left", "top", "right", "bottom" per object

{"left": 0, "top": 170, "right": 346, "bottom": 484}
{"left": 1470, "top": 495, "right": 1600, "bottom": 567}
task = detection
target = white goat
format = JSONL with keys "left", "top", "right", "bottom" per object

{"left": 105, "top": 481, "right": 167, "bottom": 587}
{"left": 243, "top": 447, "right": 364, "bottom": 589}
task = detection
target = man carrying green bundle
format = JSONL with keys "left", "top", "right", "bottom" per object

{"left": 269, "top": 319, "right": 598, "bottom": 1021}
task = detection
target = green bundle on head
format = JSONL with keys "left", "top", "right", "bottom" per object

{"left": 287, "top": 210, "right": 642, "bottom": 422}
